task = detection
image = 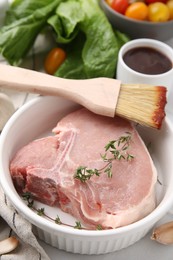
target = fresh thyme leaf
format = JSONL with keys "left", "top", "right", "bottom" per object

{"left": 96, "top": 224, "right": 103, "bottom": 230}
{"left": 127, "top": 154, "right": 134, "bottom": 161}
{"left": 104, "top": 164, "right": 112, "bottom": 178}
{"left": 55, "top": 215, "right": 62, "bottom": 224}
{"left": 74, "top": 132, "right": 134, "bottom": 182}
{"left": 22, "top": 192, "right": 34, "bottom": 208}
{"left": 22, "top": 192, "right": 31, "bottom": 200}
{"left": 37, "top": 208, "right": 45, "bottom": 216}
{"left": 101, "top": 153, "right": 107, "bottom": 161}
{"left": 74, "top": 166, "right": 100, "bottom": 182}
{"left": 74, "top": 221, "right": 82, "bottom": 229}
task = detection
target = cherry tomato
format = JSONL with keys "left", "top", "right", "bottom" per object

{"left": 148, "top": 3, "right": 170, "bottom": 22}
{"left": 111, "top": 0, "right": 129, "bottom": 14}
{"left": 44, "top": 47, "right": 66, "bottom": 75}
{"left": 125, "top": 2, "right": 149, "bottom": 20}
{"left": 145, "top": 0, "right": 167, "bottom": 4}
{"left": 167, "top": 0, "right": 173, "bottom": 19}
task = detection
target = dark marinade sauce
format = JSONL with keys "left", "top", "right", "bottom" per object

{"left": 123, "top": 47, "right": 172, "bottom": 75}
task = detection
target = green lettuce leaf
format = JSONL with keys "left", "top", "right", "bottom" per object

{"left": 0, "top": 0, "right": 61, "bottom": 65}
{"left": 79, "top": 0, "right": 118, "bottom": 78}
{"left": 5, "top": 0, "right": 56, "bottom": 24}
{"left": 55, "top": 33, "right": 87, "bottom": 79}
{"left": 48, "top": 1, "right": 84, "bottom": 44}
{"left": 53, "top": 0, "right": 119, "bottom": 78}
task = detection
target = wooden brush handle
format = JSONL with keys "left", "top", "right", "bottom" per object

{"left": 0, "top": 64, "right": 121, "bottom": 117}
{"left": 0, "top": 64, "right": 90, "bottom": 96}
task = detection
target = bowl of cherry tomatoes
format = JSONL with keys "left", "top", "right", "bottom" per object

{"left": 100, "top": 0, "right": 173, "bottom": 41}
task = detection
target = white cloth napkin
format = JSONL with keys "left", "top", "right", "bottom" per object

{"left": 0, "top": 186, "right": 50, "bottom": 260}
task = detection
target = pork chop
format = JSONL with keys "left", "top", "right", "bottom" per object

{"left": 10, "top": 108, "right": 157, "bottom": 229}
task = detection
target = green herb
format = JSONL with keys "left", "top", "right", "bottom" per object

{"left": 96, "top": 224, "right": 103, "bottom": 230}
{"left": 22, "top": 192, "right": 34, "bottom": 208}
{"left": 74, "top": 221, "right": 82, "bottom": 229}
{"left": 74, "top": 132, "right": 134, "bottom": 182}
{"left": 37, "top": 208, "right": 45, "bottom": 216}
{"left": 74, "top": 166, "right": 100, "bottom": 183}
{"left": 55, "top": 215, "right": 62, "bottom": 225}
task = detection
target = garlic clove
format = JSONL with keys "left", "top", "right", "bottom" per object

{"left": 0, "top": 93, "right": 15, "bottom": 131}
{"left": 0, "top": 237, "right": 19, "bottom": 255}
{"left": 151, "top": 221, "right": 173, "bottom": 245}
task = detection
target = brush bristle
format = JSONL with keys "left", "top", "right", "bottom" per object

{"left": 115, "top": 84, "right": 167, "bottom": 129}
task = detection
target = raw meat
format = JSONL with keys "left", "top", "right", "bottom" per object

{"left": 10, "top": 108, "right": 157, "bottom": 229}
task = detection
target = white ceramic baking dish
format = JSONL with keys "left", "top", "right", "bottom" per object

{"left": 0, "top": 95, "right": 173, "bottom": 254}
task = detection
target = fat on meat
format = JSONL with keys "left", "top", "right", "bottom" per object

{"left": 10, "top": 108, "right": 157, "bottom": 229}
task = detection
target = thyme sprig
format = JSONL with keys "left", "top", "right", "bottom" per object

{"left": 74, "top": 132, "right": 134, "bottom": 182}
{"left": 22, "top": 193, "right": 103, "bottom": 230}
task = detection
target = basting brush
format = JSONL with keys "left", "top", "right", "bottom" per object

{"left": 0, "top": 64, "right": 167, "bottom": 129}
